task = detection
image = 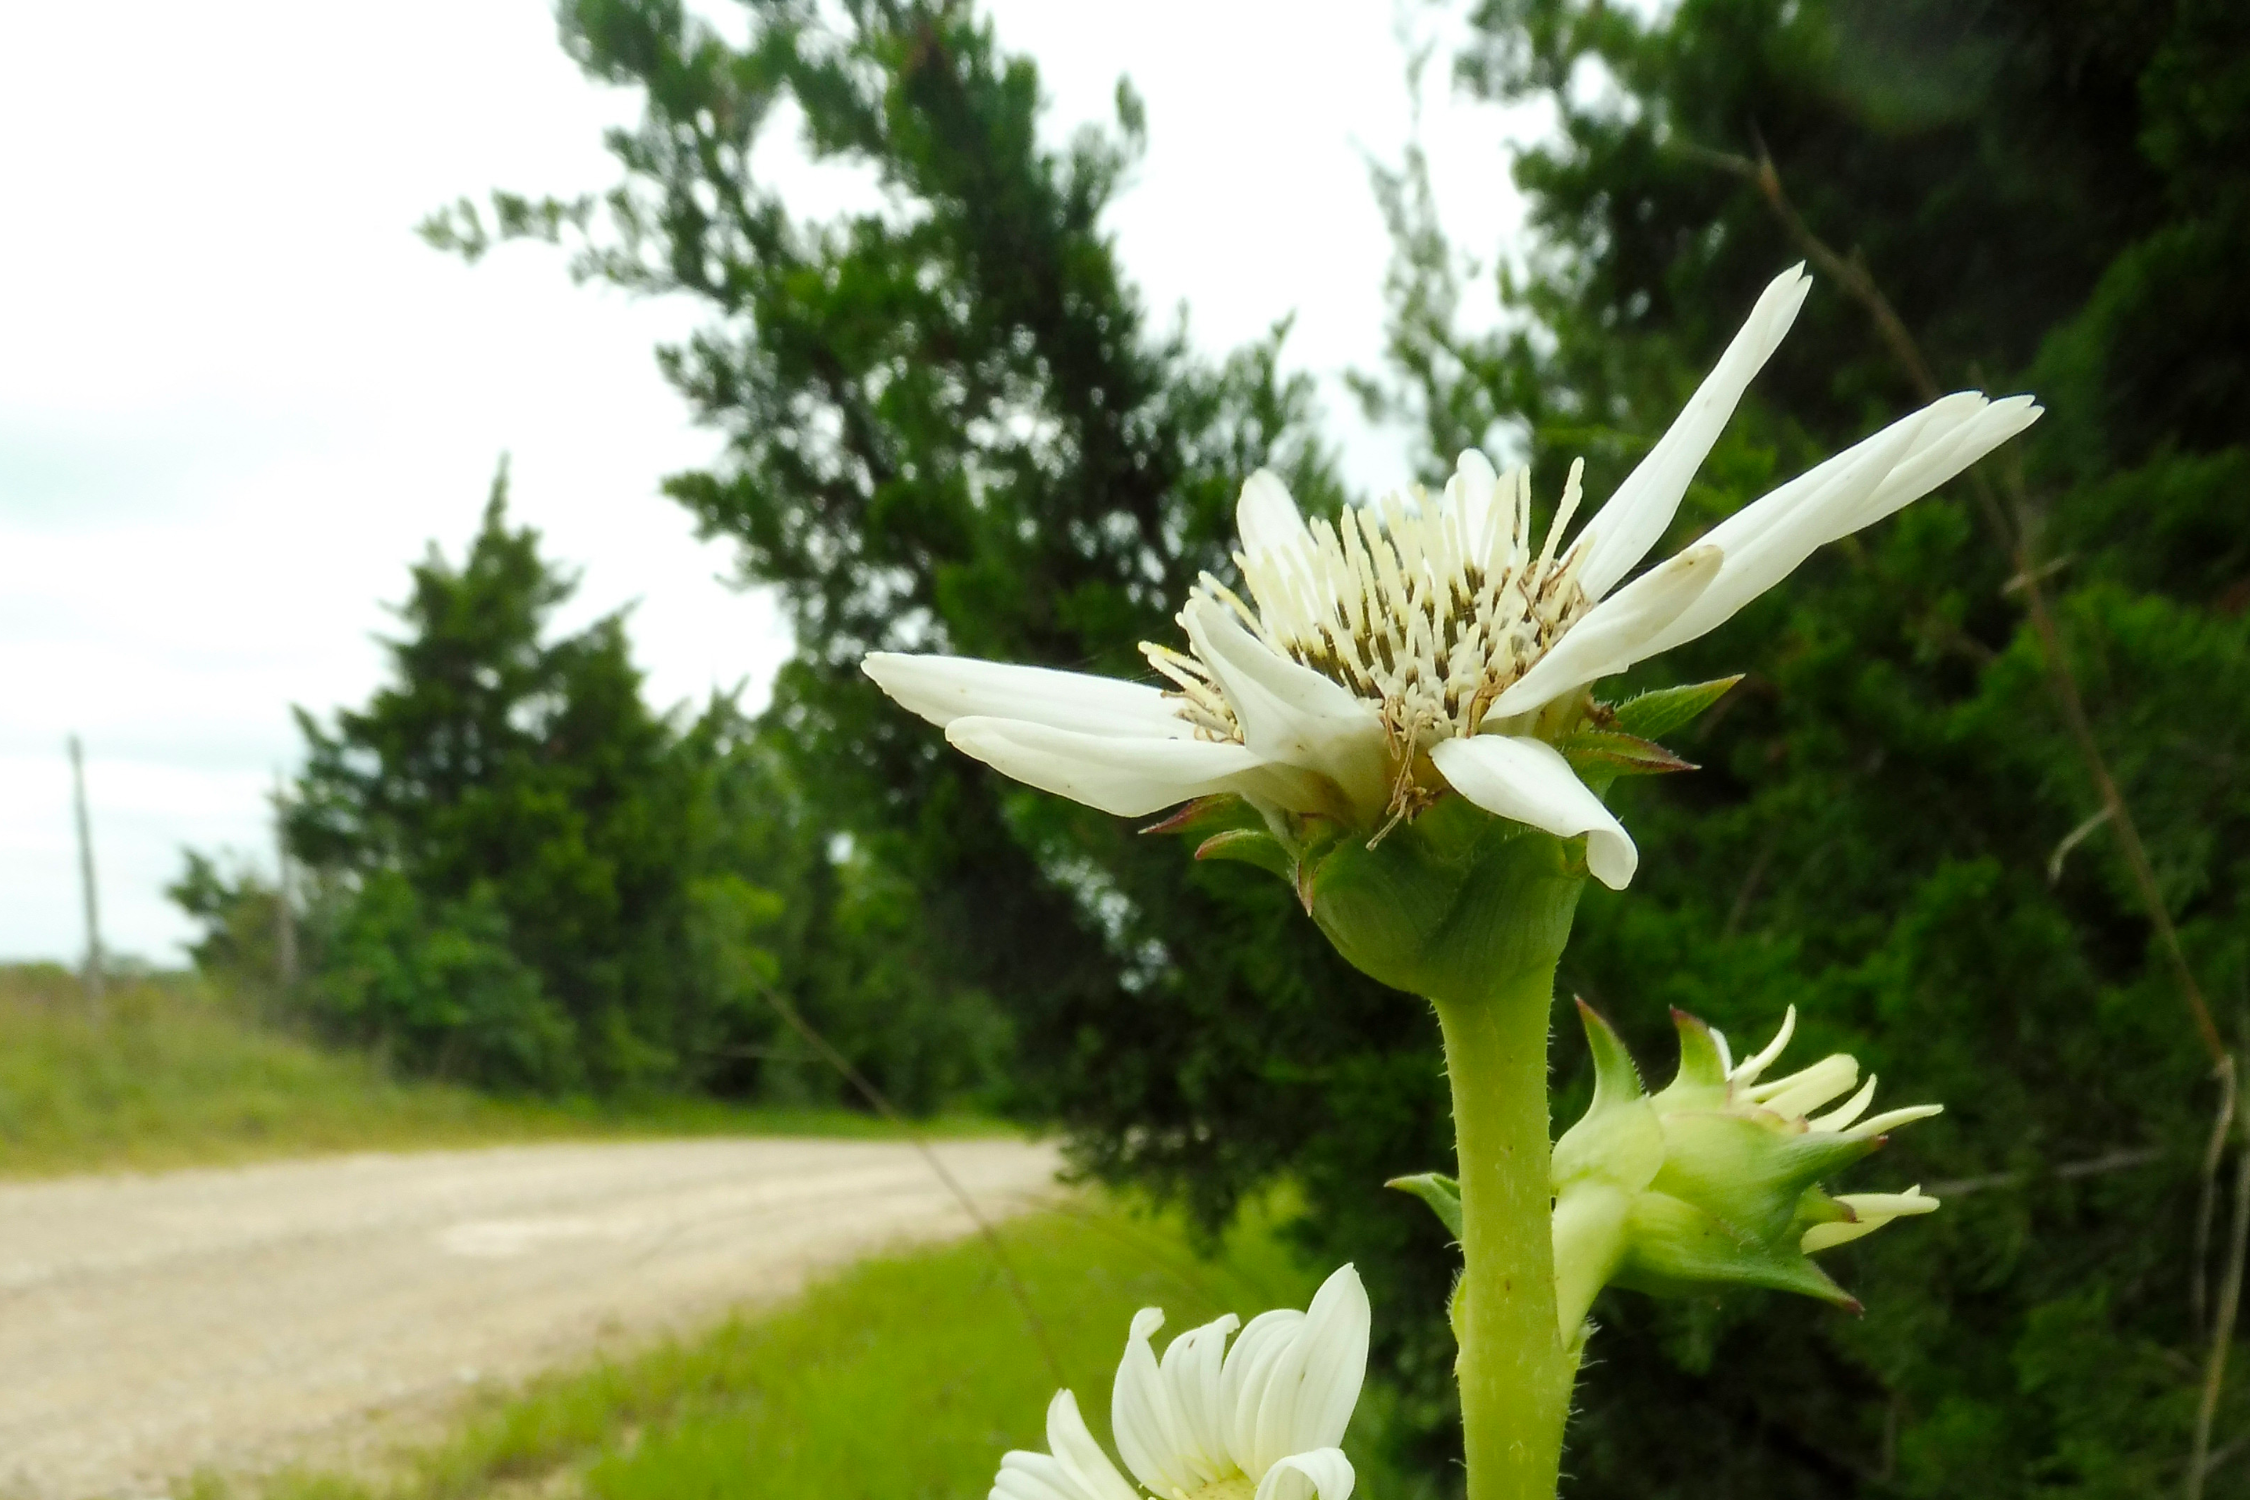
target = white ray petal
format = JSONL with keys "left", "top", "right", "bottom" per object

{"left": 1281, "top": 1265, "right": 1371, "bottom": 1454}
{"left": 1183, "top": 597, "right": 1389, "bottom": 815}
{"left": 992, "top": 1453, "right": 1092, "bottom": 1500}
{"left": 1428, "top": 734, "right": 1639, "bottom": 889}
{"left": 1238, "top": 470, "right": 1314, "bottom": 569}
{"left": 1159, "top": 1313, "right": 1241, "bottom": 1482}
{"left": 1112, "top": 1308, "right": 1201, "bottom": 1495}
{"left": 1828, "top": 393, "right": 2044, "bottom": 539}
{"left": 1445, "top": 448, "right": 1503, "bottom": 562}
{"left": 864, "top": 653, "right": 1193, "bottom": 738}
{"left": 1252, "top": 1449, "right": 1357, "bottom": 1500}
{"left": 1489, "top": 543, "right": 1724, "bottom": 716}
{"left": 944, "top": 716, "right": 1271, "bottom": 817}
{"left": 994, "top": 1391, "right": 1142, "bottom": 1500}
{"left": 1575, "top": 264, "right": 1813, "bottom": 600}
{"left": 1747, "top": 1053, "right": 1860, "bottom": 1119}
{"left": 1845, "top": 1103, "right": 1945, "bottom": 1139}
{"left": 1626, "top": 395, "right": 1942, "bottom": 658}
{"left": 1728, "top": 1006, "right": 1797, "bottom": 1086}
{"left": 1807, "top": 1074, "right": 1879, "bottom": 1131}
{"left": 1220, "top": 1309, "right": 1305, "bottom": 1474}
{"left": 1801, "top": 1187, "right": 1939, "bottom": 1252}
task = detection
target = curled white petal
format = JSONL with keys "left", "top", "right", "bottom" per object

{"left": 1806, "top": 1073, "right": 1879, "bottom": 1131}
{"left": 992, "top": 1391, "right": 1143, "bottom": 1500}
{"left": 1445, "top": 448, "right": 1504, "bottom": 564}
{"left": 1220, "top": 1308, "right": 1306, "bottom": 1474}
{"left": 1159, "top": 1312, "right": 1241, "bottom": 1482}
{"left": 1183, "top": 597, "right": 1390, "bottom": 816}
{"left": 1727, "top": 1006, "right": 1797, "bottom": 1086}
{"left": 1745, "top": 1053, "right": 1861, "bottom": 1118}
{"left": 1846, "top": 1103, "right": 1946, "bottom": 1139}
{"left": 1112, "top": 1308, "right": 1195, "bottom": 1495}
{"left": 944, "top": 715, "right": 1272, "bottom": 817}
{"left": 1429, "top": 734, "right": 1639, "bottom": 889}
{"left": 1628, "top": 395, "right": 1943, "bottom": 657}
{"left": 992, "top": 1453, "right": 1089, "bottom": 1500}
{"left": 1279, "top": 1265, "right": 1371, "bottom": 1457}
{"left": 1575, "top": 264, "right": 1812, "bottom": 600}
{"left": 1489, "top": 543, "right": 1725, "bottom": 717}
{"left": 1224, "top": 1265, "right": 1373, "bottom": 1476}
{"left": 1252, "top": 1449, "right": 1357, "bottom": 1500}
{"left": 1632, "top": 388, "right": 2037, "bottom": 660}
{"left": 1801, "top": 1187, "right": 1941, "bottom": 1253}
{"left": 1238, "top": 470, "right": 1315, "bottom": 569}
{"left": 1113, "top": 1307, "right": 1240, "bottom": 1494}
{"left": 864, "top": 653, "right": 1192, "bottom": 739}
{"left": 1832, "top": 393, "right": 2043, "bottom": 538}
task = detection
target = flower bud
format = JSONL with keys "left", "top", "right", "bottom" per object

{"left": 1550, "top": 1002, "right": 1941, "bottom": 1336}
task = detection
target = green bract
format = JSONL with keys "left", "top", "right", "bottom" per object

{"left": 1173, "top": 794, "right": 1588, "bottom": 1007}
{"left": 1547, "top": 1004, "right": 1943, "bottom": 1331}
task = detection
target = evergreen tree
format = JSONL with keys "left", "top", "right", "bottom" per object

{"left": 424, "top": 0, "right": 1414, "bottom": 1229}
{"left": 281, "top": 461, "right": 716, "bottom": 1088}
{"left": 172, "top": 461, "right": 1005, "bottom": 1107}
{"left": 1351, "top": 0, "right": 2250, "bottom": 1492}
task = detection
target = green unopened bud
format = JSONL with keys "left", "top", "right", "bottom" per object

{"left": 1551, "top": 1002, "right": 1942, "bottom": 1335}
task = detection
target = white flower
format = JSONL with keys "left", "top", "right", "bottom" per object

{"left": 991, "top": 1265, "right": 1370, "bottom": 1500}
{"left": 866, "top": 265, "right": 2041, "bottom": 889}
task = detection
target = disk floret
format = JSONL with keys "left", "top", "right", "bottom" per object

{"left": 1142, "top": 456, "right": 1595, "bottom": 758}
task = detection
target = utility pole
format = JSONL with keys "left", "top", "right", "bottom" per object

{"left": 68, "top": 734, "right": 104, "bottom": 1017}
{"left": 272, "top": 770, "right": 298, "bottom": 990}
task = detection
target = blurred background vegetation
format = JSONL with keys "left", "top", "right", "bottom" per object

{"left": 152, "top": 0, "right": 2250, "bottom": 1493}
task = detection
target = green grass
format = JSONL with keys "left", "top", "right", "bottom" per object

{"left": 0, "top": 963, "right": 1000, "bottom": 1178}
{"left": 213, "top": 1196, "right": 1433, "bottom": 1500}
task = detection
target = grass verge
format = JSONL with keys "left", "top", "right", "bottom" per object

{"left": 0, "top": 963, "right": 1000, "bottom": 1178}
{"left": 205, "top": 1196, "right": 1434, "bottom": 1500}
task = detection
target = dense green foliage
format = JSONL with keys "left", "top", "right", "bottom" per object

{"left": 1363, "top": 1, "right": 2250, "bottom": 1494}
{"left": 415, "top": 0, "right": 2248, "bottom": 1493}
{"left": 176, "top": 466, "right": 1004, "bottom": 1111}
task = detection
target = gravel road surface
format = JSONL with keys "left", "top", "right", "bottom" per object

{"left": 0, "top": 1136, "right": 1059, "bottom": 1499}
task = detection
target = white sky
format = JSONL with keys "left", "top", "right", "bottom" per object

{"left": 0, "top": 1, "right": 1541, "bottom": 964}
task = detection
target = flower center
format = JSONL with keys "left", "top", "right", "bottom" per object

{"left": 1143, "top": 462, "right": 1593, "bottom": 756}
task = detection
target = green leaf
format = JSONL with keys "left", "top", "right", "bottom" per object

{"left": 1606, "top": 676, "right": 1742, "bottom": 741}
{"left": 1558, "top": 728, "right": 1698, "bottom": 777}
{"left": 1612, "top": 1191, "right": 1860, "bottom": 1310}
{"left": 1387, "top": 1172, "right": 1464, "bottom": 1238}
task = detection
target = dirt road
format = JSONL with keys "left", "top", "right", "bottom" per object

{"left": 0, "top": 1136, "right": 1059, "bottom": 1499}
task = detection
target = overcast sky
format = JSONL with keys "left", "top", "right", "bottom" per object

{"left": 0, "top": 1, "right": 1541, "bottom": 964}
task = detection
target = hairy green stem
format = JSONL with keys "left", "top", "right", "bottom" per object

{"left": 1437, "top": 969, "right": 1578, "bottom": 1500}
